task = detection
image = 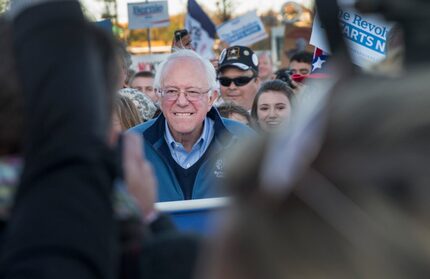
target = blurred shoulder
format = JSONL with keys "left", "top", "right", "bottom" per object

{"left": 128, "top": 118, "right": 156, "bottom": 135}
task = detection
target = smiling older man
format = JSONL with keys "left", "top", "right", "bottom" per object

{"left": 129, "top": 49, "right": 253, "bottom": 201}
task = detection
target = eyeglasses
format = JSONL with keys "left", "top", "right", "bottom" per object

{"left": 218, "top": 75, "right": 256, "bottom": 87}
{"left": 158, "top": 87, "right": 211, "bottom": 101}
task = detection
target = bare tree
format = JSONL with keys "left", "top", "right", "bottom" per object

{"left": 215, "top": 0, "right": 235, "bottom": 23}
{"left": 98, "top": 0, "right": 117, "bottom": 20}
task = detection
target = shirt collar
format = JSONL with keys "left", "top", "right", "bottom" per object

{"left": 164, "top": 117, "right": 210, "bottom": 150}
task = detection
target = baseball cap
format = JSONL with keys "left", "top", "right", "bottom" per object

{"left": 218, "top": 46, "right": 259, "bottom": 73}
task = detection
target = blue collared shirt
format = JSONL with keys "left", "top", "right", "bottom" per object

{"left": 164, "top": 117, "right": 215, "bottom": 169}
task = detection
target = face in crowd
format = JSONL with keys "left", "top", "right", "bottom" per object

{"left": 175, "top": 34, "right": 193, "bottom": 50}
{"left": 255, "top": 90, "right": 291, "bottom": 132}
{"left": 288, "top": 60, "right": 312, "bottom": 76}
{"left": 159, "top": 57, "right": 216, "bottom": 142}
{"left": 131, "top": 75, "right": 158, "bottom": 102}
{"left": 172, "top": 29, "right": 193, "bottom": 51}
{"left": 218, "top": 67, "right": 260, "bottom": 111}
{"left": 258, "top": 53, "right": 273, "bottom": 81}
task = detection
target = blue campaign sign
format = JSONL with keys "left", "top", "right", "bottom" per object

{"left": 310, "top": 8, "right": 392, "bottom": 68}
{"left": 216, "top": 11, "right": 268, "bottom": 47}
{"left": 127, "top": 1, "right": 170, "bottom": 30}
{"left": 340, "top": 20, "right": 386, "bottom": 54}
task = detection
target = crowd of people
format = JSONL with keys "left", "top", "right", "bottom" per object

{"left": 123, "top": 46, "right": 308, "bottom": 134}
{"left": 1, "top": 0, "right": 430, "bottom": 278}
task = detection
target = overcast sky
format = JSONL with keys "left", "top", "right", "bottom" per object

{"left": 81, "top": 0, "right": 313, "bottom": 22}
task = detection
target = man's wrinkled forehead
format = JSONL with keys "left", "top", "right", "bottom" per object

{"left": 161, "top": 57, "right": 208, "bottom": 86}
{"left": 163, "top": 56, "right": 198, "bottom": 75}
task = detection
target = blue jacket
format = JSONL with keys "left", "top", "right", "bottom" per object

{"left": 129, "top": 107, "right": 254, "bottom": 201}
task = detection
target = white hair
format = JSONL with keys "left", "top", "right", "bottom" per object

{"left": 153, "top": 49, "right": 217, "bottom": 96}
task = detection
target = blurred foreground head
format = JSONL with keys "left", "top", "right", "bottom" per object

{"left": 201, "top": 2, "right": 430, "bottom": 277}
{"left": 0, "top": 18, "right": 22, "bottom": 156}
{"left": 204, "top": 71, "right": 430, "bottom": 279}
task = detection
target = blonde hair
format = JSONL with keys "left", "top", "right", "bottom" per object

{"left": 114, "top": 95, "right": 143, "bottom": 130}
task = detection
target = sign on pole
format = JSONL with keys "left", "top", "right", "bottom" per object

{"left": 127, "top": 1, "right": 170, "bottom": 30}
{"left": 216, "top": 11, "right": 268, "bottom": 47}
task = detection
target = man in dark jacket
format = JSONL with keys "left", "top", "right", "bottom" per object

{"left": 130, "top": 49, "right": 254, "bottom": 202}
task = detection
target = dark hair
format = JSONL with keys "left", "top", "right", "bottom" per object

{"left": 174, "top": 29, "right": 189, "bottom": 42}
{"left": 130, "top": 70, "right": 155, "bottom": 84}
{"left": 116, "top": 41, "right": 132, "bottom": 70}
{"left": 91, "top": 26, "right": 123, "bottom": 128}
{"left": 274, "top": 68, "right": 296, "bottom": 89}
{"left": 171, "top": 29, "right": 193, "bottom": 51}
{"left": 129, "top": 70, "right": 155, "bottom": 88}
{"left": 115, "top": 40, "right": 132, "bottom": 85}
{"left": 0, "top": 18, "right": 23, "bottom": 155}
{"left": 251, "top": 80, "right": 294, "bottom": 128}
{"left": 290, "top": 51, "right": 313, "bottom": 64}
{"left": 0, "top": 20, "right": 122, "bottom": 156}
{"left": 217, "top": 102, "right": 251, "bottom": 124}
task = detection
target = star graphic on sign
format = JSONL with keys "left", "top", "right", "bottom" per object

{"left": 312, "top": 57, "right": 326, "bottom": 71}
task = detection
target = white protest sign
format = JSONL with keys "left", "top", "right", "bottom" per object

{"left": 186, "top": 15, "right": 216, "bottom": 59}
{"left": 216, "top": 11, "right": 268, "bottom": 47}
{"left": 310, "top": 8, "right": 391, "bottom": 68}
{"left": 185, "top": 0, "right": 217, "bottom": 59}
{"left": 127, "top": 1, "right": 169, "bottom": 30}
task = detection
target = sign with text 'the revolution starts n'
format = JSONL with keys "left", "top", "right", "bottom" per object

{"left": 310, "top": 8, "right": 392, "bottom": 68}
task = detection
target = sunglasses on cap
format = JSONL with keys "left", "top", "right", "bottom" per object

{"left": 218, "top": 74, "right": 256, "bottom": 87}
